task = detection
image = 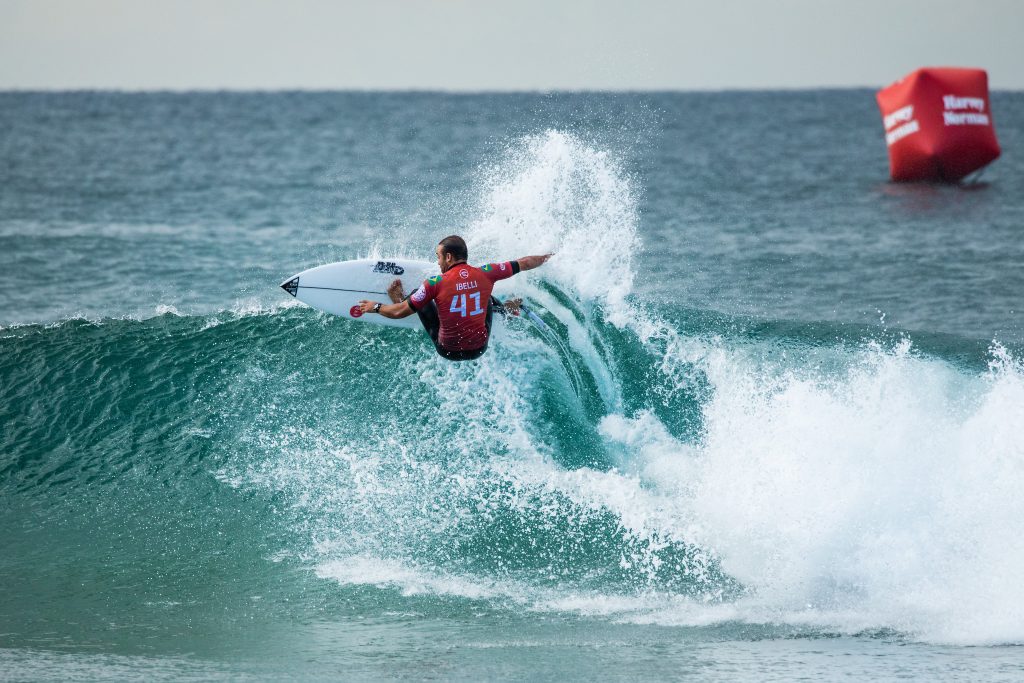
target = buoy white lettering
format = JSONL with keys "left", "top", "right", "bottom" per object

{"left": 884, "top": 105, "right": 914, "bottom": 131}
{"left": 943, "top": 95, "right": 985, "bottom": 112}
{"left": 886, "top": 120, "right": 920, "bottom": 146}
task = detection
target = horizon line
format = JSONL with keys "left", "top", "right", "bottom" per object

{"left": 2, "top": 85, "right": 1021, "bottom": 95}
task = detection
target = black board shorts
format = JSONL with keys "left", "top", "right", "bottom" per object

{"left": 411, "top": 297, "right": 499, "bottom": 361}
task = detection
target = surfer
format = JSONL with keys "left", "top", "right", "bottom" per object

{"left": 358, "top": 235, "right": 552, "bottom": 361}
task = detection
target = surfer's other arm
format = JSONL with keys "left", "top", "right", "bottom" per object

{"left": 356, "top": 300, "right": 415, "bottom": 319}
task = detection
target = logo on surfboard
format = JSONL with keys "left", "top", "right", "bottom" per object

{"left": 349, "top": 305, "right": 364, "bottom": 318}
{"left": 372, "top": 261, "right": 405, "bottom": 275}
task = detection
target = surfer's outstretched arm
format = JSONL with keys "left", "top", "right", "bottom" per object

{"left": 514, "top": 253, "right": 554, "bottom": 272}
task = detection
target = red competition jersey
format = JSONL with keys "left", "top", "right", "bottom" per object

{"left": 408, "top": 261, "right": 518, "bottom": 351}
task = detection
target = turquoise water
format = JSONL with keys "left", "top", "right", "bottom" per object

{"left": 2, "top": 92, "right": 1024, "bottom": 680}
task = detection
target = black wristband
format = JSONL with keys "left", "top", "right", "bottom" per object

{"left": 373, "top": 303, "right": 382, "bottom": 313}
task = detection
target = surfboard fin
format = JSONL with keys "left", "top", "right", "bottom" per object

{"left": 280, "top": 277, "right": 299, "bottom": 297}
{"left": 520, "top": 304, "right": 550, "bottom": 331}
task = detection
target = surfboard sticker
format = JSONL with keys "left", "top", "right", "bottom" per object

{"left": 372, "top": 261, "right": 405, "bottom": 275}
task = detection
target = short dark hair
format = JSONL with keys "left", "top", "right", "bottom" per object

{"left": 438, "top": 235, "right": 468, "bottom": 262}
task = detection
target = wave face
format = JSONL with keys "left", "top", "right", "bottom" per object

{"left": 3, "top": 131, "right": 1024, "bottom": 655}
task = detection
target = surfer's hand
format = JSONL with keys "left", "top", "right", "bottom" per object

{"left": 357, "top": 300, "right": 377, "bottom": 313}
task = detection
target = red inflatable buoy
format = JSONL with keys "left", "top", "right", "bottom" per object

{"left": 876, "top": 67, "right": 1000, "bottom": 182}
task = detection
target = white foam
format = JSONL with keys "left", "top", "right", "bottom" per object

{"left": 616, "top": 339, "right": 1024, "bottom": 644}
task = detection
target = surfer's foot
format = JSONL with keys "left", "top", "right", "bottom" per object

{"left": 504, "top": 298, "right": 522, "bottom": 316}
{"left": 387, "top": 278, "right": 405, "bottom": 303}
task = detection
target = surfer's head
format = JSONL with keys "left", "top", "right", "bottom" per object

{"left": 437, "top": 235, "right": 468, "bottom": 271}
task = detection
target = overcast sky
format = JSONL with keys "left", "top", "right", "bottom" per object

{"left": 2, "top": 0, "right": 1021, "bottom": 90}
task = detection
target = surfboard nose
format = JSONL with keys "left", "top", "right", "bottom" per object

{"left": 280, "top": 276, "right": 299, "bottom": 297}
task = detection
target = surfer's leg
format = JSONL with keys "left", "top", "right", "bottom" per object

{"left": 486, "top": 297, "right": 496, "bottom": 334}
{"left": 416, "top": 301, "right": 442, "bottom": 348}
{"left": 397, "top": 279, "right": 441, "bottom": 347}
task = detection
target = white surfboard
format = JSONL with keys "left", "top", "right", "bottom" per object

{"left": 279, "top": 258, "right": 532, "bottom": 334}
{"left": 280, "top": 258, "right": 435, "bottom": 329}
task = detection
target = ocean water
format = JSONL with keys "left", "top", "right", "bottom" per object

{"left": 2, "top": 91, "right": 1024, "bottom": 681}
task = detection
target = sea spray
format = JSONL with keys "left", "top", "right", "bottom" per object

{"left": 467, "top": 130, "right": 641, "bottom": 318}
